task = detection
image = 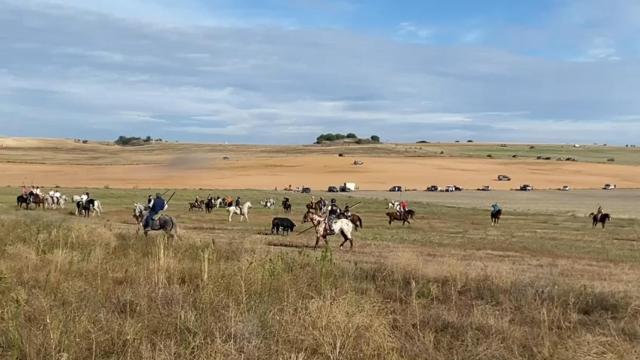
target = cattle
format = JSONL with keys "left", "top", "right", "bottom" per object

{"left": 271, "top": 217, "right": 296, "bottom": 235}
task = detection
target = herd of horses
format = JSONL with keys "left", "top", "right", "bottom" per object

{"left": 17, "top": 193, "right": 103, "bottom": 217}
{"left": 16, "top": 189, "right": 613, "bottom": 250}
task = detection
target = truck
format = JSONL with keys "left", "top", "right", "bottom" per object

{"left": 340, "top": 182, "right": 358, "bottom": 192}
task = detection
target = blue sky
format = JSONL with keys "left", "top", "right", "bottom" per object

{"left": 1, "top": 0, "right": 639, "bottom": 144}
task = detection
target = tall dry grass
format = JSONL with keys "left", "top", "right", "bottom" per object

{"left": 0, "top": 215, "right": 638, "bottom": 359}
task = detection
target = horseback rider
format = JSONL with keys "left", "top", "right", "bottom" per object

{"left": 343, "top": 205, "right": 352, "bottom": 219}
{"left": 53, "top": 190, "right": 61, "bottom": 205}
{"left": 80, "top": 192, "right": 89, "bottom": 204}
{"left": 144, "top": 193, "right": 167, "bottom": 231}
{"left": 491, "top": 202, "right": 502, "bottom": 215}
{"left": 326, "top": 199, "right": 341, "bottom": 235}
{"left": 235, "top": 196, "right": 242, "bottom": 214}
{"left": 399, "top": 200, "right": 409, "bottom": 217}
{"left": 319, "top": 197, "right": 326, "bottom": 212}
{"left": 595, "top": 205, "right": 604, "bottom": 221}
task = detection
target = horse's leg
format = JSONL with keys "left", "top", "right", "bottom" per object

{"left": 338, "top": 230, "right": 349, "bottom": 249}
{"left": 314, "top": 236, "right": 320, "bottom": 250}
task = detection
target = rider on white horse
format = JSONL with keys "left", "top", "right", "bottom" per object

{"left": 235, "top": 196, "right": 242, "bottom": 214}
{"left": 326, "top": 199, "right": 342, "bottom": 235}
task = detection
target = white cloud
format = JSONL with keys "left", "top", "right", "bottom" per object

{"left": 397, "top": 22, "right": 434, "bottom": 41}
{"left": 0, "top": 0, "right": 639, "bottom": 144}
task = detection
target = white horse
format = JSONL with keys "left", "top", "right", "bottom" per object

{"left": 214, "top": 198, "right": 223, "bottom": 208}
{"left": 44, "top": 194, "right": 68, "bottom": 209}
{"left": 228, "top": 202, "right": 252, "bottom": 222}
{"left": 260, "top": 198, "right": 275, "bottom": 209}
{"left": 303, "top": 210, "right": 354, "bottom": 250}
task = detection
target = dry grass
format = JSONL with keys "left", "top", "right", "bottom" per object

{"left": 1, "top": 213, "right": 639, "bottom": 359}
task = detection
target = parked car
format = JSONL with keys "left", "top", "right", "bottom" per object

{"left": 426, "top": 185, "right": 439, "bottom": 192}
{"left": 443, "top": 185, "right": 456, "bottom": 192}
{"left": 603, "top": 183, "right": 616, "bottom": 190}
{"left": 519, "top": 184, "right": 533, "bottom": 191}
{"left": 560, "top": 185, "right": 571, "bottom": 191}
{"left": 497, "top": 174, "right": 511, "bottom": 181}
{"left": 477, "top": 185, "right": 492, "bottom": 191}
{"left": 389, "top": 186, "right": 403, "bottom": 192}
{"left": 453, "top": 185, "right": 463, "bottom": 192}
{"left": 301, "top": 187, "right": 311, "bottom": 194}
{"left": 327, "top": 186, "right": 339, "bottom": 193}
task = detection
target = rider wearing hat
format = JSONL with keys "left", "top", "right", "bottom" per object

{"left": 326, "top": 199, "right": 342, "bottom": 235}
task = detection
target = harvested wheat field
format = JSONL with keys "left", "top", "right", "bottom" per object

{"left": 1, "top": 137, "right": 639, "bottom": 190}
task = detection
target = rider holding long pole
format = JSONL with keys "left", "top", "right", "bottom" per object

{"left": 144, "top": 192, "right": 167, "bottom": 231}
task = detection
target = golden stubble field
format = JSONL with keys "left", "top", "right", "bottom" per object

{"left": 1, "top": 137, "right": 640, "bottom": 190}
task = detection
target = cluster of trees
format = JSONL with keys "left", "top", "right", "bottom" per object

{"left": 114, "top": 136, "right": 165, "bottom": 146}
{"left": 315, "top": 133, "right": 381, "bottom": 144}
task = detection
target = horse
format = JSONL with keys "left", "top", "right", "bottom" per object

{"left": 348, "top": 213, "right": 363, "bottom": 231}
{"left": 44, "top": 195, "right": 54, "bottom": 209}
{"left": 260, "top": 198, "right": 275, "bottom": 209}
{"left": 16, "top": 194, "right": 31, "bottom": 209}
{"left": 282, "top": 199, "right": 292, "bottom": 214}
{"left": 305, "top": 200, "right": 325, "bottom": 214}
{"left": 303, "top": 210, "right": 354, "bottom": 250}
{"left": 30, "top": 193, "right": 45, "bottom": 209}
{"left": 491, "top": 209, "right": 502, "bottom": 226}
{"left": 228, "top": 202, "right": 252, "bottom": 222}
{"left": 76, "top": 199, "right": 103, "bottom": 217}
{"left": 590, "top": 213, "right": 611, "bottom": 228}
{"left": 188, "top": 200, "right": 205, "bottom": 211}
{"left": 386, "top": 211, "right": 411, "bottom": 226}
{"left": 205, "top": 197, "right": 215, "bottom": 213}
{"left": 133, "top": 203, "right": 178, "bottom": 239}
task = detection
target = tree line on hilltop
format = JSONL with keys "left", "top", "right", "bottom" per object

{"left": 315, "top": 133, "right": 380, "bottom": 144}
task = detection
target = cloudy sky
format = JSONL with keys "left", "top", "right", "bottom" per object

{"left": 1, "top": 0, "right": 638, "bottom": 144}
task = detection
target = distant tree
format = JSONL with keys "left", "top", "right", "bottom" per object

{"left": 346, "top": 133, "right": 357, "bottom": 139}
{"left": 370, "top": 135, "right": 380, "bottom": 143}
{"left": 466, "top": 139, "right": 474, "bottom": 143}
{"left": 144, "top": 136, "right": 152, "bottom": 143}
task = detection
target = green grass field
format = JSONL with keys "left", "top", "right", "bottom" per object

{"left": 1, "top": 187, "right": 639, "bottom": 358}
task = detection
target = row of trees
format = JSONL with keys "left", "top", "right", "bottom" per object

{"left": 114, "top": 136, "right": 164, "bottom": 146}
{"left": 315, "top": 133, "right": 380, "bottom": 144}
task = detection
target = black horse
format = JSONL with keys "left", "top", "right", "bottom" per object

{"left": 591, "top": 213, "right": 611, "bottom": 228}
{"left": 491, "top": 209, "right": 502, "bottom": 225}
{"left": 76, "top": 199, "right": 95, "bottom": 217}
{"left": 282, "top": 198, "right": 292, "bottom": 214}
{"left": 17, "top": 194, "right": 32, "bottom": 209}
{"left": 205, "top": 197, "right": 215, "bottom": 213}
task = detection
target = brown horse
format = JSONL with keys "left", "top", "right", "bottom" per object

{"left": 386, "top": 211, "right": 411, "bottom": 225}
{"left": 349, "top": 214, "right": 363, "bottom": 230}
{"left": 305, "top": 199, "right": 325, "bottom": 213}
{"left": 188, "top": 200, "right": 205, "bottom": 211}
